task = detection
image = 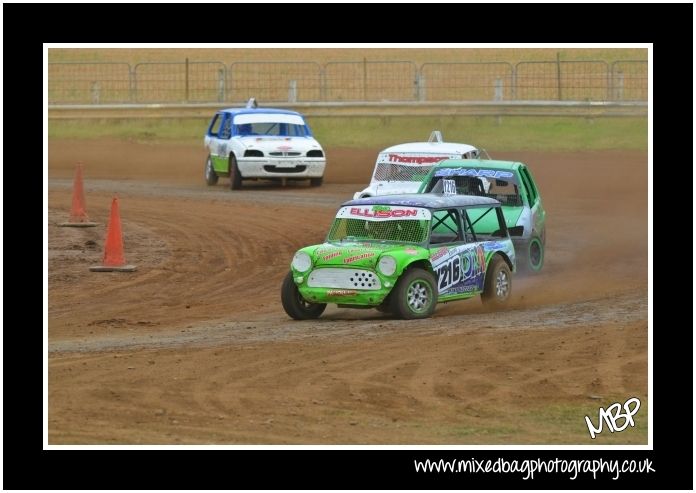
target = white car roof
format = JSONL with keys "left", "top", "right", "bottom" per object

{"left": 380, "top": 141, "right": 478, "bottom": 155}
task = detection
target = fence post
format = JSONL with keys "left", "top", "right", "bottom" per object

{"left": 616, "top": 71, "right": 624, "bottom": 101}
{"left": 415, "top": 72, "right": 426, "bottom": 101}
{"left": 556, "top": 52, "right": 562, "bottom": 101}
{"left": 363, "top": 57, "right": 367, "bottom": 101}
{"left": 288, "top": 80, "right": 298, "bottom": 102}
{"left": 320, "top": 65, "right": 326, "bottom": 102}
{"left": 129, "top": 65, "right": 136, "bottom": 103}
{"left": 185, "top": 57, "right": 189, "bottom": 102}
{"left": 494, "top": 78, "right": 503, "bottom": 101}
{"left": 217, "top": 67, "right": 226, "bottom": 102}
{"left": 91, "top": 81, "right": 101, "bottom": 104}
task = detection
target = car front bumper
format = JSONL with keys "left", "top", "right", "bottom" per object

{"left": 295, "top": 267, "right": 396, "bottom": 306}
{"left": 238, "top": 158, "right": 325, "bottom": 178}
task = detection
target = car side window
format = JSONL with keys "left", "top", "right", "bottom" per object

{"left": 208, "top": 113, "right": 222, "bottom": 137}
{"left": 218, "top": 115, "right": 232, "bottom": 140}
{"left": 460, "top": 209, "right": 477, "bottom": 242}
{"left": 430, "top": 209, "right": 462, "bottom": 245}
{"left": 520, "top": 167, "right": 539, "bottom": 204}
{"left": 518, "top": 171, "right": 535, "bottom": 206}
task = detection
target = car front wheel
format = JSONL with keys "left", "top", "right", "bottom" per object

{"left": 281, "top": 272, "right": 326, "bottom": 320}
{"left": 310, "top": 177, "right": 323, "bottom": 187}
{"left": 205, "top": 155, "right": 218, "bottom": 185}
{"left": 390, "top": 268, "right": 438, "bottom": 319}
{"left": 229, "top": 155, "right": 242, "bottom": 190}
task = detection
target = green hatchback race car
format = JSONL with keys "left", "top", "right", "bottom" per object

{"left": 281, "top": 194, "right": 516, "bottom": 320}
{"left": 418, "top": 159, "right": 546, "bottom": 273}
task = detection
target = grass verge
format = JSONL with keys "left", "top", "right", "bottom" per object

{"left": 49, "top": 116, "right": 647, "bottom": 152}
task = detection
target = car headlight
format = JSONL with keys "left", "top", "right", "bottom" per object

{"left": 378, "top": 255, "right": 397, "bottom": 276}
{"left": 292, "top": 251, "right": 312, "bottom": 272}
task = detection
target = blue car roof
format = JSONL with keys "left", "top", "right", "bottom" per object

{"left": 218, "top": 107, "right": 304, "bottom": 117}
{"left": 344, "top": 193, "right": 500, "bottom": 209}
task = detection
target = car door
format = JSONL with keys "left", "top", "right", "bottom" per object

{"left": 207, "top": 112, "right": 233, "bottom": 174}
{"left": 428, "top": 208, "right": 486, "bottom": 297}
{"left": 518, "top": 165, "right": 545, "bottom": 239}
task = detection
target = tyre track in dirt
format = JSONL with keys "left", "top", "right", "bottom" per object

{"left": 50, "top": 289, "right": 646, "bottom": 353}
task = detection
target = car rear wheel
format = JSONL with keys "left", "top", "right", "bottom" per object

{"left": 205, "top": 155, "right": 218, "bottom": 185}
{"left": 281, "top": 272, "right": 326, "bottom": 320}
{"left": 481, "top": 255, "right": 512, "bottom": 307}
{"left": 390, "top": 268, "right": 437, "bottom": 319}
{"left": 527, "top": 236, "right": 544, "bottom": 272}
{"left": 229, "top": 155, "right": 242, "bottom": 190}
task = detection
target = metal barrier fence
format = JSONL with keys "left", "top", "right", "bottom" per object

{"left": 133, "top": 61, "right": 226, "bottom": 103}
{"left": 49, "top": 62, "right": 132, "bottom": 103}
{"left": 610, "top": 60, "right": 648, "bottom": 101}
{"left": 323, "top": 61, "right": 417, "bottom": 101}
{"left": 229, "top": 62, "right": 321, "bottom": 102}
{"left": 515, "top": 61, "right": 611, "bottom": 101}
{"left": 420, "top": 62, "right": 514, "bottom": 101}
{"left": 48, "top": 59, "right": 648, "bottom": 105}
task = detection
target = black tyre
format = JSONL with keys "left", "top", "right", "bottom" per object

{"left": 205, "top": 155, "right": 219, "bottom": 185}
{"left": 229, "top": 155, "right": 242, "bottom": 190}
{"left": 281, "top": 272, "right": 326, "bottom": 320}
{"left": 481, "top": 255, "right": 512, "bottom": 307}
{"left": 375, "top": 301, "right": 392, "bottom": 314}
{"left": 389, "top": 268, "right": 438, "bottom": 320}
{"left": 310, "top": 177, "right": 323, "bottom": 187}
{"left": 520, "top": 234, "right": 544, "bottom": 273}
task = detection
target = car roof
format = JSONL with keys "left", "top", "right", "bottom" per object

{"left": 343, "top": 193, "right": 500, "bottom": 209}
{"left": 218, "top": 107, "right": 304, "bottom": 117}
{"left": 380, "top": 141, "right": 478, "bottom": 154}
{"left": 433, "top": 159, "right": 523, "bottom": 170}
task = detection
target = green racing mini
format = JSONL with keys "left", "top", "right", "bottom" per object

{"left": 281, "top": 194, "right": 516, "bottom": 320}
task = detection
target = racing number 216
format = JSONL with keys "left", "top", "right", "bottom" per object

{"left": 437, "top": 256, "right": 461, "bottom": 291}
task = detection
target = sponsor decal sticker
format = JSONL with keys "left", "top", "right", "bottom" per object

{"left": 433, "top": 245, "right": 487, "bottom": 294}
{"left": 327, "top": 289, "right": 357, "bottom": 297}
{"left": 350, "top": 207, "right": 418, "bottom": 218}
{"left": 343, "top": 252, "right": 376, "bottom": 264}
{"left": 430, "top": 247, "right": 449, "bottom": 262}
{"left": 435, "top": 168, "right": 515, "bottom": 179}
{"left": 322, "top": 251, "right": 342, "bottom": 261}
{"left": 387, "top": 154, "right": 449, "bottom": 165}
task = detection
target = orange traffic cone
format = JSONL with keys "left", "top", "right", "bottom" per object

{"left": 59, "top": 164, "right": 98, "bottom": 227}
{"left": 90, "top": 196, "right": 137, "bottom": 272}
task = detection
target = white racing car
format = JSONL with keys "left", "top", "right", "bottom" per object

{"left": 204, "top": 99, "right": 326, "bottom": 189}
{"left": 353, "top": 131, "right": 480, "bottom": 199}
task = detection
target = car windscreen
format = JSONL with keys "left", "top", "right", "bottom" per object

{"left": 372, "top": 154, "right": 452, "bottom": 183}
{"left": 373, "top": 162, "right": 435, "bottom": 182}
{"left": 233, "top": 113, "right": 309, "bottom": 137}
{"left": 425, "top": 168, "right": 522, "bottom": 207}
{"left": 327, "top": 206, "right": 431, "bottom": 244}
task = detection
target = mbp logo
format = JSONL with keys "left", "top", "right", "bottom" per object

{"left": 584, "top": 397, "right": 641, "bottom": 439}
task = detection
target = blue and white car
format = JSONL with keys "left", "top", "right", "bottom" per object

{"left": 204, "top": 99, "right": 326, "bottom": 189}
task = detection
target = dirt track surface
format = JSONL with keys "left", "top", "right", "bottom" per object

{"left": 48, "top": 140, "right": 648, "bottom": 444}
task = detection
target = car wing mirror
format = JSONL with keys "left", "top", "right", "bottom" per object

{"left": 507, "top": 226, "right": 524, "bottom": 237}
